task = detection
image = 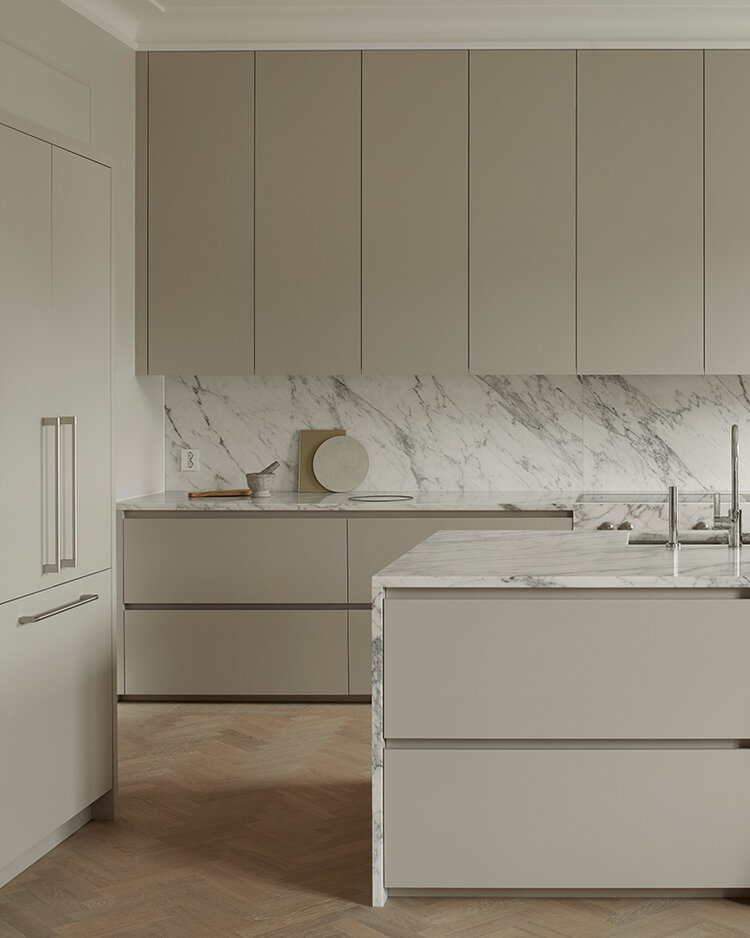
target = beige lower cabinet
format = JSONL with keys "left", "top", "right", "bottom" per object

{"left": 124, "top": 610, "right": 347, "bottom": 696}
{"left": 384, "top": 749, "right": 750, "bottom": 889}
{"left": 348, "top": 514, "right": 571, "bottom": 603}
{"left": 0, "top": 571, "right": 112, "bottom": 879}
{"left": 124, "top": 516, "right": 347, "bottom": 604}
{"left": 380, "top": 588, "right": 750, "bottom": 894}
{"left": 383, "top": 596, "right": 750, "bottom": 739}
{"left": 121, "top": 511, "right": 571, "bottom": 699}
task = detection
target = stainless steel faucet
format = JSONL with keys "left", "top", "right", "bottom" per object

{"left": 666, "top": 485, "right": 680, "bottom": 551}
{"left": 713, "top": 424, "right": 742, "bottom": 548}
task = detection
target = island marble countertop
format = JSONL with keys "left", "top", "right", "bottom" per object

{"left": 372, "top": 529, "right": 750, "bottom": 589}
{"left": 116, "top": 490, "right": 581, "bottom": 513}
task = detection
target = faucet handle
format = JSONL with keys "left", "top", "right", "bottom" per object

{"left": 713, "top": 491, "right": 722, "bottom": 517}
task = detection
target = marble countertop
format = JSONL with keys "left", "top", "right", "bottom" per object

{"left": 116, "top": 490, "right": 582, "bottom": 513}
{"left": 373, "top": 529, "right": 750, "bottom": 589}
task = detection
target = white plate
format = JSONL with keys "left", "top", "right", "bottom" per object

{"left": 312, "top": 435, "right": 369, "bottom": 493}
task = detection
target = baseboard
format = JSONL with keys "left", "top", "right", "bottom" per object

{"left": 387, "top": 888, "right": 750, "bottom": 899}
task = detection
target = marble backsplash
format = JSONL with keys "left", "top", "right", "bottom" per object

{"left": 164, "top": 374, "right": 750, "bottom": 493}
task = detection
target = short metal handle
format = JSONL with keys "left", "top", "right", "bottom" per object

{"left": 60, "top": 416, "right": 78, "bottom": 569}
{"left": 42, "top": 417, "right": 61, "bottom": 574}
{"left": 18, "top": 593, "right": 98, "bottom": 625}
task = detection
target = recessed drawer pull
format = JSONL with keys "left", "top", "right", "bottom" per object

{"left": 18, "top": 593, "right": 99, "bottom": 625}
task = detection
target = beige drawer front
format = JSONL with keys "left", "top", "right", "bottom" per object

{"left": 124, "top": 609, "right": 347, "bottom": 696}
{"left": 348, "top": 515, "right": 571, "bottom": 603}
{"left": 385, "top": 749, "right": 750, "bottom": 889}
{"left": 124, "top": 517, "right": 347, "bottom": 604}
{"left": 348, "top": 610, "right": 372, "bottom": 695}
{"left": 384, "top": 597, "right": 750, "bottom": 739}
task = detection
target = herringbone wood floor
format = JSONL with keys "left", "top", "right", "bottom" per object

{"left": 3, "top": 703, "right": 750, "bottom": 937}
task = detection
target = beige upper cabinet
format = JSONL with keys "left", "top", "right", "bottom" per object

{"left": 148, "top": 52, "right": 254, "bottom": 375}
{"left": 255, "top": 52, "right": 361, "bottom": 375}
{"left": 362, "top": 51, "right": 468, "bottom": 374}
{"left": 577, "top": 51, "right": 704, "bottom": 375}
{"left": 470, "top": 51, "right": 576, "bottom": 375}
{"left": 705, "top": 52, "right": 750, "bottom": 374}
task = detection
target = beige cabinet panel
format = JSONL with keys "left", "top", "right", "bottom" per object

{"left": 123, "top": 517, "right": 347, "bottom": 604}
{"left": 124, "top": 609, "right": 347, "bottom": 696}
{"left": 0, "top": 125, "right": 52, "bottom": 603}
{"left": 348, "top": 515, "right": 571, "bottom": 604}
{"left": 148, "top": 52, "right": 254, "bottom": 375}
{"left": 384, "top": 597, "right": 750, "bottom": 739}
{"left": 0, "top": 571, "right": 112, "bottom": 872}
{"left": 255, "top": 52, "right": 361, "bottom": 375}
{"left": 705, "top": 51, "right": 750, "bottom": 374}
{"left": 577, "top": 51, "right": 703, "bottom": 375}
{"left": 470, "top": 51, "right": 576, "bottom": 374}
{"left": 362, "top": 51, "right": 468, "bottom": 374}
{"left": 52, "top": 148, "right": 112, "bottom": 578}
{"left": 348, "top": 610, "right": 372, "bottom": 696}
{"left": 385, "top": 749, "right": 750, "bottom": 888}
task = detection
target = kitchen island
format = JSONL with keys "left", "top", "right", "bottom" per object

{"left": 372, "top": 529, "right": 750, "bottom": 905}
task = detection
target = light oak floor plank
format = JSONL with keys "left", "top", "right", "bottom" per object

{"left": 2, "top": 703, "right": 750, "bottom": 937}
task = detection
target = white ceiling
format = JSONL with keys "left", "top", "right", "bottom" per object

{"left": 57, "top": 0, "right": 750, "bottom": 51}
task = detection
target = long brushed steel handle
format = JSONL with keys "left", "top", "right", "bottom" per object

{"left": 60, "top": 416, "right": 78, "bottom": 569}
{"left": 18, "top": 593, "right": 98, "bottom": 625}
{"left": 42, "top": 417, "right": 61, "bottom": 574}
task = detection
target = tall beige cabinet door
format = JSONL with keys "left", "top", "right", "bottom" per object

{"left": 255, "top": 52, "right": 361, "bottom": 375}
{"left": 51, "top": 149, "right": 112, "bottom": 579}
{"left": 705, "top": 52, "right": 750, "bottom": 374}
{"left": 362, "top": 52, "right": 468, "bottom": 374}
{"left": 0, "top": 126, "right": 52, "bottom": 604}
{"left": 577, "top": 51, "right": 703, "bottom": 375}
{"left": 148, "top": 52, "right": 254, "bottom": 375}
{"left": 470, "top": 51, "right": 576, "bottom": 375}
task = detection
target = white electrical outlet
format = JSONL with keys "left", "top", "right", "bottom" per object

{"left": 181, "top": 449, "right": 199, "bottom": 471}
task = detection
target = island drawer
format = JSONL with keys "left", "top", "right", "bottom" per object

{"left": 383, "top": 596, "right": 750, "bottom": 739}
{"left": 348, "top": 515, "right": 572, "bottom": 603}
{"left": 123, "top": 609, "right": 348, "bottom": 696}
{"left": 384, "top": 748, "right": 750, "bottom": 888}
{"left": 123, "top": 517, "right": 347, "bottom": 604}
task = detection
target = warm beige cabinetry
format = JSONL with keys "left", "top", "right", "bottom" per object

{"left": 362, "top": 51, "right": 468, "bottom": 374}
{"left": 255, "top": 52, "right": 361, "bottom": 375}
{"left": 142, "top": 49, "right": 748, "bottom": 377}
{"left": 381, "top": 590, "right": 750, "bottom": 894}
{"left": 470, "top": 51, "right": 576, "bottom": 375}
{"left": 705, "top": 51, "right": 750, "bottom": 374}
{"left": 124, "top": 609, "right": 348, "bottom": 696}
{"left": 123, "top": 517, "right": 347, "bottom": 605}
{"left": 385, "top": 749, "right": 750, "bottom": 889}
{"left": 121, "top": 511, "right": 571, "bottom": 698}
{"left": 147, "top": 52, "right": 254, "bottom": 375}
{"left": 0, "top": 571, "right": 112, "bottom": 879}
{"left": 577, "top": 51, "right": 704, "bottom": 374}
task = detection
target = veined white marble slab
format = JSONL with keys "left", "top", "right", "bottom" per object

{"left": 164, "top": 374, "right": 750, "bottom": 494}
{"left": 116, "top": 490, "right": 581, "bottom": 513}
{"left": 373, "top": 529, "right": 750, "bottom": 589}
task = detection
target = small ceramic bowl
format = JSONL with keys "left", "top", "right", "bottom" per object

{"left": 245, "top": 472, "right": 274, "bottom": 498}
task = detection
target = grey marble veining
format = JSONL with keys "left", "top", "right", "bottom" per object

{"left": 582, "top": 375, "right": 750, "bottom": 492}
{"left": 117, "top": 490, "right": 580, "bottom": 513}
{"left": 373, "top": 528, "right": 750, "bottom": 589}
{"left": 165, "top": 375, "right": 583, "bottom": 492}
{"left": 164, "top": 374, "right": 750, "bottom": 495}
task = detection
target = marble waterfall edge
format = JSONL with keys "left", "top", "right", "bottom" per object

{"left": 165, "top": 374, "right": 750, "bottom": 494}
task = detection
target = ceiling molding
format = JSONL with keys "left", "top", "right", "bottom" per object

{"left": 57, "top": 1, "right": 750, "bottom": 51}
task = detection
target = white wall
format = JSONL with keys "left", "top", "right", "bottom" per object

{"left": 0, "top": 0, "right": 163, "bottom": 499}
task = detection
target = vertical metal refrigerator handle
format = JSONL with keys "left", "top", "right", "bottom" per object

{"left": 60, "top": 416, "right": 78, "bottom": 569}
{"left": 42, "top": 417, "right": 61, "bottom": 573}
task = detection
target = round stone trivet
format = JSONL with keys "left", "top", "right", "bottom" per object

{"left": 312, "top": 435, "right": 369, "bottom": 493}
